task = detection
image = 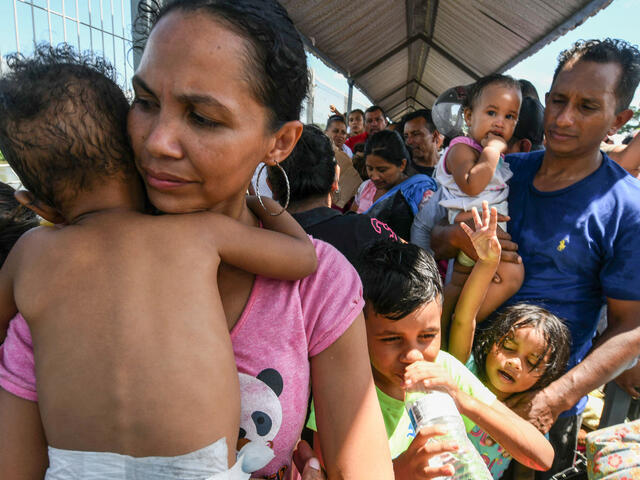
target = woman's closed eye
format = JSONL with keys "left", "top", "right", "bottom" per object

{"left": 189, "top": 110, "right": 218, "bottom": 128}
{"left": 132, "top": 96, "right": 156, "bottom": 110}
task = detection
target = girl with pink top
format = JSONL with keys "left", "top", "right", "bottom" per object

{"left": 434, "top": 75, "right": 525, "bottom": 334}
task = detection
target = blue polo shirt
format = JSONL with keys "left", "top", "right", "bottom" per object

{"left": 505, "top": 150, "right": 640, "bottom": 416}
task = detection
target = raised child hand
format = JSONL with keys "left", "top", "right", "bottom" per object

{"left": 329, "top": 104, "right": 342, "bottom": 117}
{"left": 460, "top": 201, "right": 501, "bottom": 264}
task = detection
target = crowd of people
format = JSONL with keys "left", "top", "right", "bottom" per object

{"left": 0, "top": 1, "right": 638, "bottom": 479}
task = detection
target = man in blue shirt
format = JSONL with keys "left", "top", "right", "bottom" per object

{"left": 431, "top": 38, "right": 640, "bottom": 478}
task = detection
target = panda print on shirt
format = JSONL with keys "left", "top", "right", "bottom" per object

{"left": 237, "top": 369, "right": 284, "bottom": 452}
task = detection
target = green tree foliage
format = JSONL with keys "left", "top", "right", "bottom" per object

{"left": 620, "top": 106, "right": 640, "bottom": 135}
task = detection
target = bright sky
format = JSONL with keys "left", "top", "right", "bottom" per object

{"left": 308, "top": 0, "right": 640, "bottom": 120}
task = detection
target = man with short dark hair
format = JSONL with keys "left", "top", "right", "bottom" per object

{"left": 345, "top": 105, "right": 388, "bottom": 149}
{"left": 402, "top": 109, "right": 440, "bottom": 176}
{"left": 431, "top": 38, "right": 640, "bottom": 478}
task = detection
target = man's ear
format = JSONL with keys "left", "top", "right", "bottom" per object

{"left": 520, "top": 138, "right": 533, "bottom": 153}
{"left": 14, "top": 190, "right": 66, "bottom": 224}
{"left": 265, "top": 120, "right": 303, "bottom": 166}
{"left": 608, "top": 108, "right": 634, "bottom": 136}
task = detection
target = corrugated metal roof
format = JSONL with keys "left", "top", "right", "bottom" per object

{"left": 282, "top": 0, "right": 613, "bottom": 120}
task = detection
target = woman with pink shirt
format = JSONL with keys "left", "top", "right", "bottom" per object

{"left": 352, "top": 130, "right": 437, "bottom": 240}
{"left": 0, "top": 1, "right": 393, "bottom": 479}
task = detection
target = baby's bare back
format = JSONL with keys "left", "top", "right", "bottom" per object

{"left": 13, "top": 211, "right": 239, "bottom": 456}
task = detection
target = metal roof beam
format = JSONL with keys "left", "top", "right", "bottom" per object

{"left": 414, "top": 79, "right": 438, "bottom": 99}
{"left": 377, "top": 78, "right": 437, "bottom": 105}
{"left": 378, "top": 81, "right": 413, "bottom": 104}
{"left": 386, "top": 98, "right": 411, "bottom": 116}
{"left": 353, "top": 33, "right": 478, "bottom": 85}
{"left": 406, "top": 0, "right": 438, "bottom": 100}
{"left": 418, "top": 33, "right": 479, "bottom": 80}
{"left": 352, "top": 34, "right": 422, "bottom": 80}
{"left": 386, "top": 96, "right": 428, "bottom": 117}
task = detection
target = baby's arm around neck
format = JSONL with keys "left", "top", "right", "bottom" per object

{"left": 201, "top": 196, "right": 317, "bottom": 281}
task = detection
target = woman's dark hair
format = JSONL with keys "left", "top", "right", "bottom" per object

{"left": 473, "top": 303, "right": 571, "bottom": 391}
{"left": 518, "top": 79, "right": 540, "bottom": 101}
{"left": 135, "top": 0, "right": 309, "bottom": 130}
{"left": 464, "top": 74, "right": 521, "bottom": 111}
{"left": 267, "top": 125, "right": 335, "bottom": 206}
{"left": 325, "top": 114, "right": 346, "bottom": 131}
{"left": 364, "top": 130, "right": 410, "bottom": 168}
{"left": 553, "top": 39, "right": 640, "bottom": 113}
{"left": 0, "top": 182, "right": 39, "bottom": 267}
{"left": 357, "top": 240, "right": 442, "bottom": 320}
{"left": 351, "top": 142, "right": 368, "bottom": 181}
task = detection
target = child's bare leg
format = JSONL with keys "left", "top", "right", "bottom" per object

{"left": 477, "top": 260, "right": 524, "bottom": 322}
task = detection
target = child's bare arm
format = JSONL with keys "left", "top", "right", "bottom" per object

{"left": 0, "top": 388, "right": 48, "bottom": 477}
{"left": 449, "top": 202, "right": 500, "bottom": 363}
{"left": 246, "top": 196, "right": 308, "bottom": 244}
{"left": 205, "top": 197, "right": 317, "bottom": 281}
{"left": 462, "top": 397, "right": 554, "bottom": 471}
{"left": 448, "top": 135, "right": 506, "bottom": 196}
{"left": 404, "top": 362, "right": 553, "bottom": 471}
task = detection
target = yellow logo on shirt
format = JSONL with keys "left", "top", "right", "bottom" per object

{"left": 557, "top": 236, "right": 569, "bottom": 252}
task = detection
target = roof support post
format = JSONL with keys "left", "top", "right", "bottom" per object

{"left": 306, "top": 68, "right": 315, "bottom": 124}
{"left": 346, "top": 78, "right": 354, "bottom": 118}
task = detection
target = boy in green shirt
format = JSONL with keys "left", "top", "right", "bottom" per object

{"left": 308, "top": 206, "right": 552, "bottom": 478}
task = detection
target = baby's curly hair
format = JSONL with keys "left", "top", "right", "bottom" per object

{"left": 0, "top": 44, "right": 135, "bottom": 211}
{"left": 473, "top": 303, "right": 571, "bottom": 391}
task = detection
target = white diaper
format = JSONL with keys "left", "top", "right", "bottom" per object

{"left": 45, "top": 437, "right": 255, "bottom": 480}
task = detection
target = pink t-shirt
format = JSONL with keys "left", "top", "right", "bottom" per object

{"left": 0, "top": 312, "right": 37, "bottom": 401}
{"left": 0, "top": 239, "right": 364, "bottom": 480}
{"left": 355, "top": 179, "right": 377, "bottom": 213}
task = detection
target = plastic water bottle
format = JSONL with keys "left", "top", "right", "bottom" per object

{"left": 405, "top": 387, "right": 492, "bottom": 480}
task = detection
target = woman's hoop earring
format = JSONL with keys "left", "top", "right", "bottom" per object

{"left": 256, "top": 162, "right": 289, "bottom": 216}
